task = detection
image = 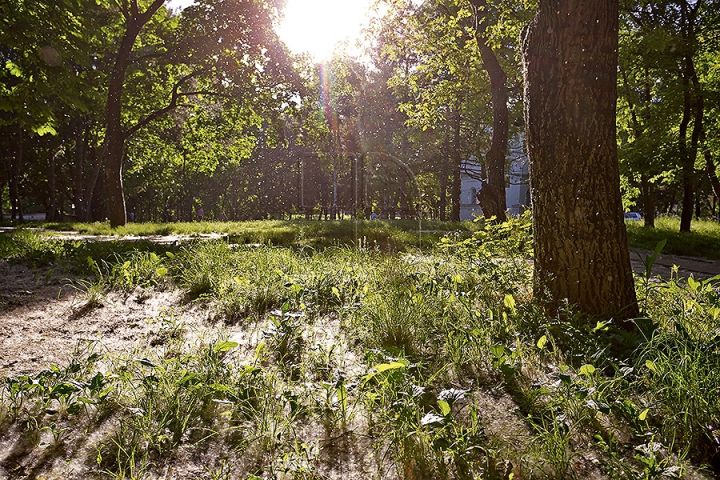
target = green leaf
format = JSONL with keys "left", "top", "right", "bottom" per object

{"left": 490, "top": 344, "right": 506, "bottom": 360}
{"left": 362, "top": 361, "right": 407, "bottom": 385}
{"left": 593, "top": 320, "right": 609, "bottom": 332}
{"left": 579, "top": 364, "right": 596, "bottom": 376}
{"left": 214, "top": 341, "right": 238, "bottom": 353}
{"left": 503, "top": 294, "right": 516, "bottom": 311}
{"left": 687, "top": 277, "right": 700, "bottom": 292}
{"left": 5, "top": 61, "right": 22, "bottom": 77}
{"left": 645, "top": 360, "right": 658, "bottom": 374}
{"left": 438, "top": 399, "right": 451, "bottom": 416}
{"left": 644, "top": 239, "right": 667, "bottom": 278}
{"left": 536, "top": 335, "right": 547, "bottom": 349}
{"left": 638, "top": 408, "right": 649, "bottom": 421}
{"left": 155, "top": 267, "right": 168, "bottom": 277}
{"left": 32, "top": 124, "right": 57, "bottom": 136}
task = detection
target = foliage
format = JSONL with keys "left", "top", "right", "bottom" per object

{"left": 626, "top": 216, "right": 720, "bottom": 259}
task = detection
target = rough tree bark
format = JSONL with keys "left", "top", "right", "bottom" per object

{"left": 469, "top": 0, "right": 508, "bottom": 222}
{"left": 521, "top": 0, "right": 639, "bottom": 320}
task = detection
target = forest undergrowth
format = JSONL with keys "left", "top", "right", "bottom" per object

{"left": 1, "top": 218, "right": 719, "bottom": 479}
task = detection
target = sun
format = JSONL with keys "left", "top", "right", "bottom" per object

{"left": 167, "top": 0, "right": 374, "bottom": 62}
{"left": 277, "top": 0, "right": 375, "bottom": 61}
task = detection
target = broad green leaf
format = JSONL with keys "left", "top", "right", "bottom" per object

{"left": 374, "top": 361, "right": 407, "bottom": 373}
{"left": 155, "top": 267, "right": 168, "bottom": 277}
{"left": 579, "top": 364, "right": 596, "bottom": 376}
{"left": 214, "top": 341, "right": 238, "bottom": 353}
{"left": 5, "top": 61, "right": 22, "bottom": 77}
{"left": 438, "top": 399, "right": 451, "bottom": 416}
{"left": 490, "top": 344, "right": 506, "bottom": 359}
{"left": 362, "top": 361, "right": 407, "bottom": 385}
{"left": 503, "top": 294, "right": 516, "bottom": 310}
{"left": 638, "top": 408, "right": 649, "bottom": 421}
{"left": 536, "top": 335, "right": 547, "bottom": 349}
{"left": 33, "top": 124, "right": 57, "bottom": 136}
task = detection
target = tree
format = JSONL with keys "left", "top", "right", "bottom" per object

{"left": 617, "top": 0, "right": 720, "bottom": 230}
{"left": 378, "top": 0, "right": 494, "bottom": 221}
{"left": 100, "top": 0, "right": 296, "bottom": 227}
{"left": 0, "top": 0, "right": 93, "bottom": 220}
{"left": 522, "top": 1, "right": 639, "bottom": 320}
{"left": 467, "top": 0, "right": 526, "bottom": 222}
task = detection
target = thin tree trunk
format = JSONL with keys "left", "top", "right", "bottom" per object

{"left": 439, "top": 141, "right": 448, "bottom": 221}
{"left": 470, "top": 0, "right": 508, "bottom": 222}
{"left": 103, "top": 0, "right": 166, "bottom": 227}
{"left": 451, "top": 111, "right": 462, "bottom": 222}
{"left": 521, "top": 0, "right": 639, "bottom": 320}
{"left": 678, "top": 0, "right": 702, "bottom": 233}
{"left": 641, "top": 174, "right": 655, "bottom": 228}
{"left": 49, "top": 146, "right": 56, "bottom": 222}
{"left": 705, "top": 145, "right": 720, "bottom": 203}
{"left": 11, "top": 125, "right": 23, "bottom": 221}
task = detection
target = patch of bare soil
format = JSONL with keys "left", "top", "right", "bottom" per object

{"left": 0, "top": 263, "right": 184, "bottom": 378}
{"left": 0, "top": 262, "right": 383, "bottom": 479}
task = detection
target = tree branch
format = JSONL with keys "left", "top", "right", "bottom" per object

{"left": 119, "top": 0, "right": 130, "bottom": 20}
{"left": 139, "top": 0, "right": 167, "bottom": 25}
{"left": 123, "top": 69, "right": 207, "bottom": 139}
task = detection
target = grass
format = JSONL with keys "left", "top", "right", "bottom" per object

{"left": 31, "top": 218, "right": 478, "bottom": 251}
{"left": 16, "top": 213, "right": 718, "bottom": 259}
{"left": 1, "top": 222, "right": 720, "bottom": 478}
{"left": 625, "top": 216, "right": 720, "bottom": 259}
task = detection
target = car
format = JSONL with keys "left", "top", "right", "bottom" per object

{"left": 624, "top": 212, "right": 642, "bottom": 221}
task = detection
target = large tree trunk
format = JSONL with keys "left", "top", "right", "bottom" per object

{"left": 470, "top": 0, "right": 508, "bottom": 222}
{"left": 521, "top": 0, "right": 639, "bottom": 320}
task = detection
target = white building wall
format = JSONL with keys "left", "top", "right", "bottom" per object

{"left": 460, "top": 133, "right": 529, "bottom": 220}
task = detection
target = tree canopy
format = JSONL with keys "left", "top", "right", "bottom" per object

{"left": 1, "top": 0, "right": 718, "bottom": 232}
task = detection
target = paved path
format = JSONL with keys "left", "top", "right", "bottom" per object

{"left": 629, "top": 248, "right": 720, "bottom": 280}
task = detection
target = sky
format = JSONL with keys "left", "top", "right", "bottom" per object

{"left": 167, "top": 0, "right": 376, "bottom": 61}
